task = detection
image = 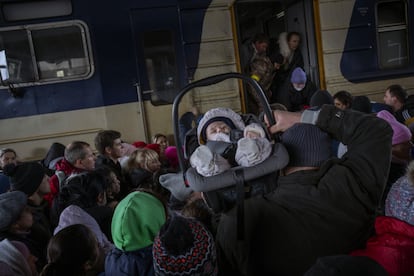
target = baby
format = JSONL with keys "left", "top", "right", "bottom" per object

{"left": 190, "top": 108, "right": 272, "bottom": 177}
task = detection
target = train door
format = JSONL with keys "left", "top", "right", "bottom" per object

{"left": 129, "top": 6, "right": 186, "bottom": 140}
{"left": 234, "top": 0, "right": 319, "bottom": 91}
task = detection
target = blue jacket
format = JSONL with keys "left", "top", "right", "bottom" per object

{"left": 105, "top": 245, "right": 154, "bottom": 276}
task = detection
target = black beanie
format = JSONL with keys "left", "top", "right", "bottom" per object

{"left": 282, "top": 123, "right": 331, "bottom": 167}
{"left": 4, "top": 162, "right": 45, "bottom": 196}
{"left": 310, "top": 90, "right": 333, "bottom": 108}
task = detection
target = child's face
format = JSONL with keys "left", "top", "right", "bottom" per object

{"left": 206, "top": 121, "right": 231, "bottom": 141}
{"left": 108, "top": 172, "right": 120, "bottom": 195}
{"left": 147, "top": 158, "right": 161, "bottom": 173}
{"left": 14, "top": 207, "right": 33, "bottom": 232}
{"left": 155, "top": 136, "right": 168, "bottom": 152}
{"left": 245, "top": 131, "right": 261, "bottom": 139}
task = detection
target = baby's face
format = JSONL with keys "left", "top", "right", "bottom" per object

{"left": 245, "top": 130, "right": 261, "bottom": 139}
{"left": 206, "top": 121, "right": 231, "bottom": 141}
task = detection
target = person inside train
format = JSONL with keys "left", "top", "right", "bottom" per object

{"left": 333, "top": 90, "right": 353, "bottom": 110}
{"left": 214, "top": 104, "right": 392, "bottom": 275}
{"left": 284, "top": 67, "right": 318, "bottom": 111}
{"left": 5, "top": 161, "right": 52, "bottom": 271}
{"left": 94, "top": 130, "right": 129, "bottom": 200}
{"left": 0, "top": 148, "right": 17, "bottom": 194}
{"left": 270, "top": 31, "right": 305, "bottom": 105}
{"left": 44, "top": 141, "right": 96, "bottom": 209}
{"left": 246, "top": 55, "right": 276, "bottom": 115}
{"left": 240, "top": 33, "right": 270, "bottom": 74}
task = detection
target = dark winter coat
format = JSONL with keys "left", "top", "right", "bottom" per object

{"left": 216, "top": 105, "right": 392, "bottom": 276}
{"left": 105, "top": 245, "right": 154, "bottom": 276}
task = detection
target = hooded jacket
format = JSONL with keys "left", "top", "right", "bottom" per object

{"left": 351, "top": 216, "right": 414, "bottom": 276}
{"left": 105, "top": 191, "right": 166, "bottom": 275}
{"left": 216, "top": 105, "right": 392, "bottom": 276}
{"left": 44, "top": 158, "right": 86, "bottom": 207}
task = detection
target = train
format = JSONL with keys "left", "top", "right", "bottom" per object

{"left": 0, "top": 0, "right": 413, "bottom": 161}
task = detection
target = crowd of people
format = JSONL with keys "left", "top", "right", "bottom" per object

{"left": 0, "top": 30, "right": 414, "bottom": 275}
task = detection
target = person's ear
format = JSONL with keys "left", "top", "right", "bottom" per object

{"left": 104, "top": 146, "right": 112, "bottom": 155}
{"left": 97, "top": 191, "right": 107, "bottom": 205}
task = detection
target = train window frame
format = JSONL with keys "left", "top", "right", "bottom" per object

{"left": 0, "top": 20, "right": 94, "bottom": 88}
{"left": 375, "top": 0, "right": 409, "bottom": 70}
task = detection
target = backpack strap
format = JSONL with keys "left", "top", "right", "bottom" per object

{"left": 234, "top": 168, "right": 245, "bottom": 240}
{"left": 55, "top": 170, "right": 67, "bottom": 192}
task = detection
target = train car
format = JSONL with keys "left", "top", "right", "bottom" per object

{"left": 0, "top": 0, "right": 413, "bottom": 161}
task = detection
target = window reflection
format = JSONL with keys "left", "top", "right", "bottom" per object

{"left": 376, "top": 0, "right": 408, "bottom": 69}
{"left": 143, "top": 30, "right": 178, "bottom": 104}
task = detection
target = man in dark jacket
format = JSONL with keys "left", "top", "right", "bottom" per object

{"left": 94, "top": 130, "right": 128, "bottom": 199}
{"left": 216, "top": 104, "right": 392, "bottom": 275}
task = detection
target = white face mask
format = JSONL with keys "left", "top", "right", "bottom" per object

{"left": 293, "top": 84, "right": 305, "bottom": 91}
{"left": 209, "top": 132, "right": 231, "bottom": 142}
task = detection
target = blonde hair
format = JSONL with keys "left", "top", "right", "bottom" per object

{"left": 126, "top": 148, "right": 160, "bottom": 172}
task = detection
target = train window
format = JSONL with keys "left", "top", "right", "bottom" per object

{"left": 376, "top": 1, "right": 409, "bottom": 69}
{"left": 0, "top": 20, "right": 93, "bottom": 87}
{"left": 143, "top": 30, "right": 178, "bottom": 104}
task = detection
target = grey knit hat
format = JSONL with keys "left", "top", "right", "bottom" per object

{"left": 281, "top": 123, "right": 331, "bottom": 167}
{"left": 0, "top": 191, "right": 27, "bottom": 232}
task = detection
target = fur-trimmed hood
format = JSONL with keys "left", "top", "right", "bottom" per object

{"left": 197, "top": 108, "right": 245, "bottom": 145}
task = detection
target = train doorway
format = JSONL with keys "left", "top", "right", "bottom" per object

{"left": 233, "top": 0, "right": 319, "bottom": 89}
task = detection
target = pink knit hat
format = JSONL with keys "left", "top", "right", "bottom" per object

{"left": 377, "top": 110, "right": 412, "bottom": 145}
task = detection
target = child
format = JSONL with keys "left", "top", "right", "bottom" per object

{"left": 40, "top": 224, "right": 100, "bottom": 276}
{"left": 125, "top": 148, "right": 161, "bottom": 190}
{"left": 190, "top": 108, "right": 271, "bottom": 176}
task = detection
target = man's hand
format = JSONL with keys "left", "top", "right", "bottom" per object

{"left": 265, "top": 110, "right": 302, "bottom": 134}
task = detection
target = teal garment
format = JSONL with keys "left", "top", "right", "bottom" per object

{"left": 111, "top": 191, "right": 166, "bottom": 252}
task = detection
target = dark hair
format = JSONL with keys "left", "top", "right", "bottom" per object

{"left": 40, "top": 224, "right": 98, "bottom": 276}
{"left": 64, "top": 141, "right": 90, "bottom": 165}
{"left": 387, "top": 84, "right": 407, "bottom": 104}
{"left": 287, "top": 31, "right": 301, "bottom": 42}
{"left": 351, "top": 95, "right": 372, "bottom": 113}
{"left": 0, "top": 148, "right": 16, "bottom": 158}
{"left": 94, "top": 130, "right": 121, "bottom": 155}
{"left": 57, "top": 171, "right": 110, "bottom": 214}
{"left": 252, "top": 33, "right": 269, "bottom": 44}
{"left": 333, "top": 90, "right": 353, "bottom": 108}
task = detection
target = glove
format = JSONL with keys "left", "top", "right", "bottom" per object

{"left": 159, "top": 173, "right": 193, "bottom": 201}
{"left": 190, "top": 145, "right": 231, "bottom": 176}
{"left": 235, "top": 137, "right": 272, "bottom": 167}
